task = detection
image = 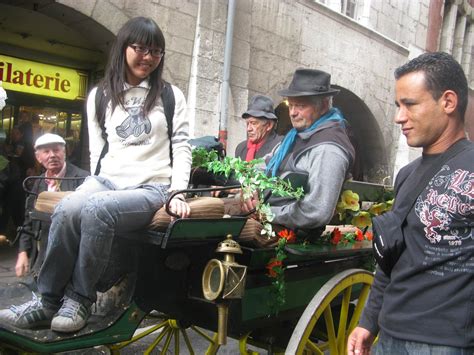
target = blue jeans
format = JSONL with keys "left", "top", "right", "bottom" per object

{"left": 374, "top": 331, "right": 474, "bottom": 355}
{"left": 38, "top": 176, "right": 168, "bottom": 308}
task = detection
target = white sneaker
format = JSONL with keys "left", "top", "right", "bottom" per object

{"left": 51, "top": 297, "right": 90, "bottom": 333}
{"left": 0, "top": 293, "right": 56, "bottom": 329}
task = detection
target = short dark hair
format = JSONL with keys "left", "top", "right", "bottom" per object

{"left": 394, "top": 52, "right": 468, "bottom": 121}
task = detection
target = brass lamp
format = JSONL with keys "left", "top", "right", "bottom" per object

{"left": 202, "top": 234, "right": 247, "bottom": 344}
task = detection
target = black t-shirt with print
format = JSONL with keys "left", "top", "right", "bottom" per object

{"left": 360, "top": 141, "right": 474, "bottom": 348}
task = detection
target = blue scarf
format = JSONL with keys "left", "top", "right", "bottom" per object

{"left": 266, "top": 107, "right": 345, "bottom": 177}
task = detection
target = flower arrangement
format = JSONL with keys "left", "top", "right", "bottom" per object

{"left": 335, "top": 189, "right": 394, "bottom": 230}
{"left": 264, "top": 187, "right": 394, "bottom": 311}
{"left": 319, "top": 226, "right": 373, "bottom": 246}
{"left": 265, "top": 229, "right": 296, "bottom": 309}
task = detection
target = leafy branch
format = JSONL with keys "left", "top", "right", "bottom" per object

{"left": 192, "top": 148, "right": 304, "bottom": 235}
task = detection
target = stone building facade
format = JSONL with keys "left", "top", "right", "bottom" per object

{"left": 1, "top": 0, "right": 473, "bottom": 182}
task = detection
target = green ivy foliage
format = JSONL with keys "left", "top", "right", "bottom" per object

{"left": 192, "top": 147, "right": 304, "bottom": 227}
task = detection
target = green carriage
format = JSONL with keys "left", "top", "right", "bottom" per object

{"left": 0, "top": 180, "right": 386, "bottom": 354}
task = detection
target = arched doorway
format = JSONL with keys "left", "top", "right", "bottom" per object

{"left": 274, "top": 87, "right": 387, "bottom": 183}
{"left": 0, "top": 0, "right": 114, "bottom": 170}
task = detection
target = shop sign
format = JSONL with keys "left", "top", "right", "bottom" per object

{"left": 0, "top": 54, "right": 88, "bottom": 100}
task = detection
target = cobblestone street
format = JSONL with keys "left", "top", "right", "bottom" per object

{"left": 0, "top": 243, "right": 255, "bottom": 354}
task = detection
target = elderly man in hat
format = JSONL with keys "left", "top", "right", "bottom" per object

{"left": 15, "top": 133, "right": 89, "bottom": 278}
{"left": 243, "top": 69, "right": 355, "bottom": 233}
{"left": 235, "top": 94, "right": 281, "bottom": 161}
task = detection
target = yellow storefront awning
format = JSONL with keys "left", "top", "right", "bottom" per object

{"left": 0, "top": 54, "right": 88, "bottom": 101}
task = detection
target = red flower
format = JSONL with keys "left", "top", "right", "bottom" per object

{"left": 331, "top": 228, "right": 342, "bottom": 245}
{"left": 266, "top": 258, "right": 283, "bottom": 278}
{"left": 365, "top": 231, "right": 373, "bottom": 241}
{"left": 278, "top": 229, "right": 296, "bottom": 243}
{"left": 355, "top": 228, "right": 364, "bottom": 241}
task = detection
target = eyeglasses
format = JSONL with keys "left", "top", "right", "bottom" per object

{"left": 129, "top": 44, "right": 164, "bottom": 58}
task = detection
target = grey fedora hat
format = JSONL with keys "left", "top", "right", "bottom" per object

{"left": 278, "top": 68, "right": 340, "bottom": 97}
{"left": 242, "top": 94, "right": 277, "bottom": 120}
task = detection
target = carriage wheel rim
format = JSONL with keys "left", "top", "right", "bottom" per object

{"left": 285, "top": 268, "right": 374, "bottom": 355}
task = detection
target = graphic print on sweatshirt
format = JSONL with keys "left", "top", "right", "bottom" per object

{"left": 115, "top": 95, "right": 151, "bottom": 145}
{"left": 415, "top": 164, "right": 473, "bottom": 276}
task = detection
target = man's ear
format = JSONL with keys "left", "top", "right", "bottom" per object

{"left": 441, "top": 90, "right": 458, "bottom": 115}
{"left": 265, "top": 121, "right": 275, "bottom": 133}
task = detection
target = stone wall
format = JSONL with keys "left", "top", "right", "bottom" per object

{"left": 56, "top": 0, "right": 470, "bottom": 182}
{"left": 232, "top": 0, "right": 409, "bottom": 180}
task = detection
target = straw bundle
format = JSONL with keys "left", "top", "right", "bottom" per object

{"left": 35, "top": 191, "right": 72, "bottom": 214}
{"left": 150, "top": 196, "right": 225, "bottom": 230}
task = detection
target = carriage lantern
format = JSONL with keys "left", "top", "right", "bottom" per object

{"left": 202, "top": 234, "right": 247, "bottom": 344}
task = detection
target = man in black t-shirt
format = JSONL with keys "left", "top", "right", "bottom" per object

{"left": 348, "top": 52, "right": 473, "bottom": 354}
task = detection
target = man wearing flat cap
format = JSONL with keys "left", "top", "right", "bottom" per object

{"left": 235, "top": 95, "right": 281, "bottom": 161}
{"left": 243, "top": 69, "right": 355, "bottom": 233}
{"left": 15, "top": 133, "right": 89, "bottom": 278}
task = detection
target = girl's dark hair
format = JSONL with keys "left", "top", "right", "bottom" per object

{"left": 102, "top": 17, "right": 166, "bottom": 116}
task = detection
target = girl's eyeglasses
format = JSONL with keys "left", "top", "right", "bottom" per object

{"left": 129, "top": 44, "right": 164, "bottom": 58}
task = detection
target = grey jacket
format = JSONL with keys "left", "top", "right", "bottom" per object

{"left": 270, "top": 121, "right": 354, "bottom": 231}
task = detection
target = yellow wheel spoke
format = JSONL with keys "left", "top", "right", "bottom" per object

{"left": 205, "top": 332, "right": 221, "bottom": 355}
{"left": 174, "top": 328, "right": 180, "bottom": 354}
{"left": 108, "top": 320, "right": 168, "bottom": 351}
{"left": 180, "top": 328, "right": 196, "bottom": 355}
{"left": 191, "top": 325, "right": 216, "bottom": 343}
{"left": 286, "top": 269, "right": 374, "bottom": 355}
{"left": 305, "top": 338, "right": 324, "bottom": 354}
{"left": 348, "top": 283, "right": 371, "bottom": 333}
{"left": 107, "top": 316, "right": 221, "bottom": 354}
{"left": 238, "top": 332, "right": 262, "bottom": 355}
{"left": 323, "top": 306, "right": 337, "bottom": 354}
{"left": 160, "top": 327, "right": 174, "bottom": 354}
{"left": 337, "top": 286, "right": 352, "bottom": 353}
{"left": 144, "top": 326, "right": 170, "bottom": 355}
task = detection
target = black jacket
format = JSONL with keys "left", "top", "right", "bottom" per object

{"left": 18, "top": 162, "right": 89, "bottom": 271}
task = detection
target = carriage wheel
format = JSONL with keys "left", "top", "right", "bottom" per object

{"left": 107, "top": 315, "right": 221, "bottom": 355}
{"left": 285, "top": 268, "right": 373, "bottom": 355}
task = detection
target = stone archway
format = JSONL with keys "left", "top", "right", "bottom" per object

{"left": 0, "top": 0, "right": 115, "bottom": 70}
{"left": 0, "top": 0, "right": 117, "bottom": 170}
{"left": 333, "top": 86, "right": 387, "bottom": 182}
{"left": 274, "top": 87, "right": 387, "bottom": 183}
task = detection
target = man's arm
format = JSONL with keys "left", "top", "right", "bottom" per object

{"left": 347, "top": 267, "right": 390, "bottom": 353}
{"left": 16, "top": 193, "right": 37, "bottom": 277}
{"left": 270, "top": 144, "right": 349, "bottom": 230}
{"left": 358, "top": 266, "right": 389, "bottom": 333}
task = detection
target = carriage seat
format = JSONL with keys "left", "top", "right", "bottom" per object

{"left": 33, "top": 191, "right": 263, "bottom": 250}
{"left": 34, "top": 191, "right": 227, "bottom": 230}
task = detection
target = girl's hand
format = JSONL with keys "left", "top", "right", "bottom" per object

{"left": 169, "top": 194, "right": 191, "bottom": 219}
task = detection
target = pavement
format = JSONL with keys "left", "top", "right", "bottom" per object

{"left": 0, "top": 242, "right": 258, "bottom": 354}
{"left": 0, "top": 242, "right": 18, "bottom": 289}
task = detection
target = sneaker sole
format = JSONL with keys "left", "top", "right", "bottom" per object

{"left": 51, "top": 320, "right": 87, "bottom": 333}
{"left": 16, "top": 318, "right": 52, "bottom": 329}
